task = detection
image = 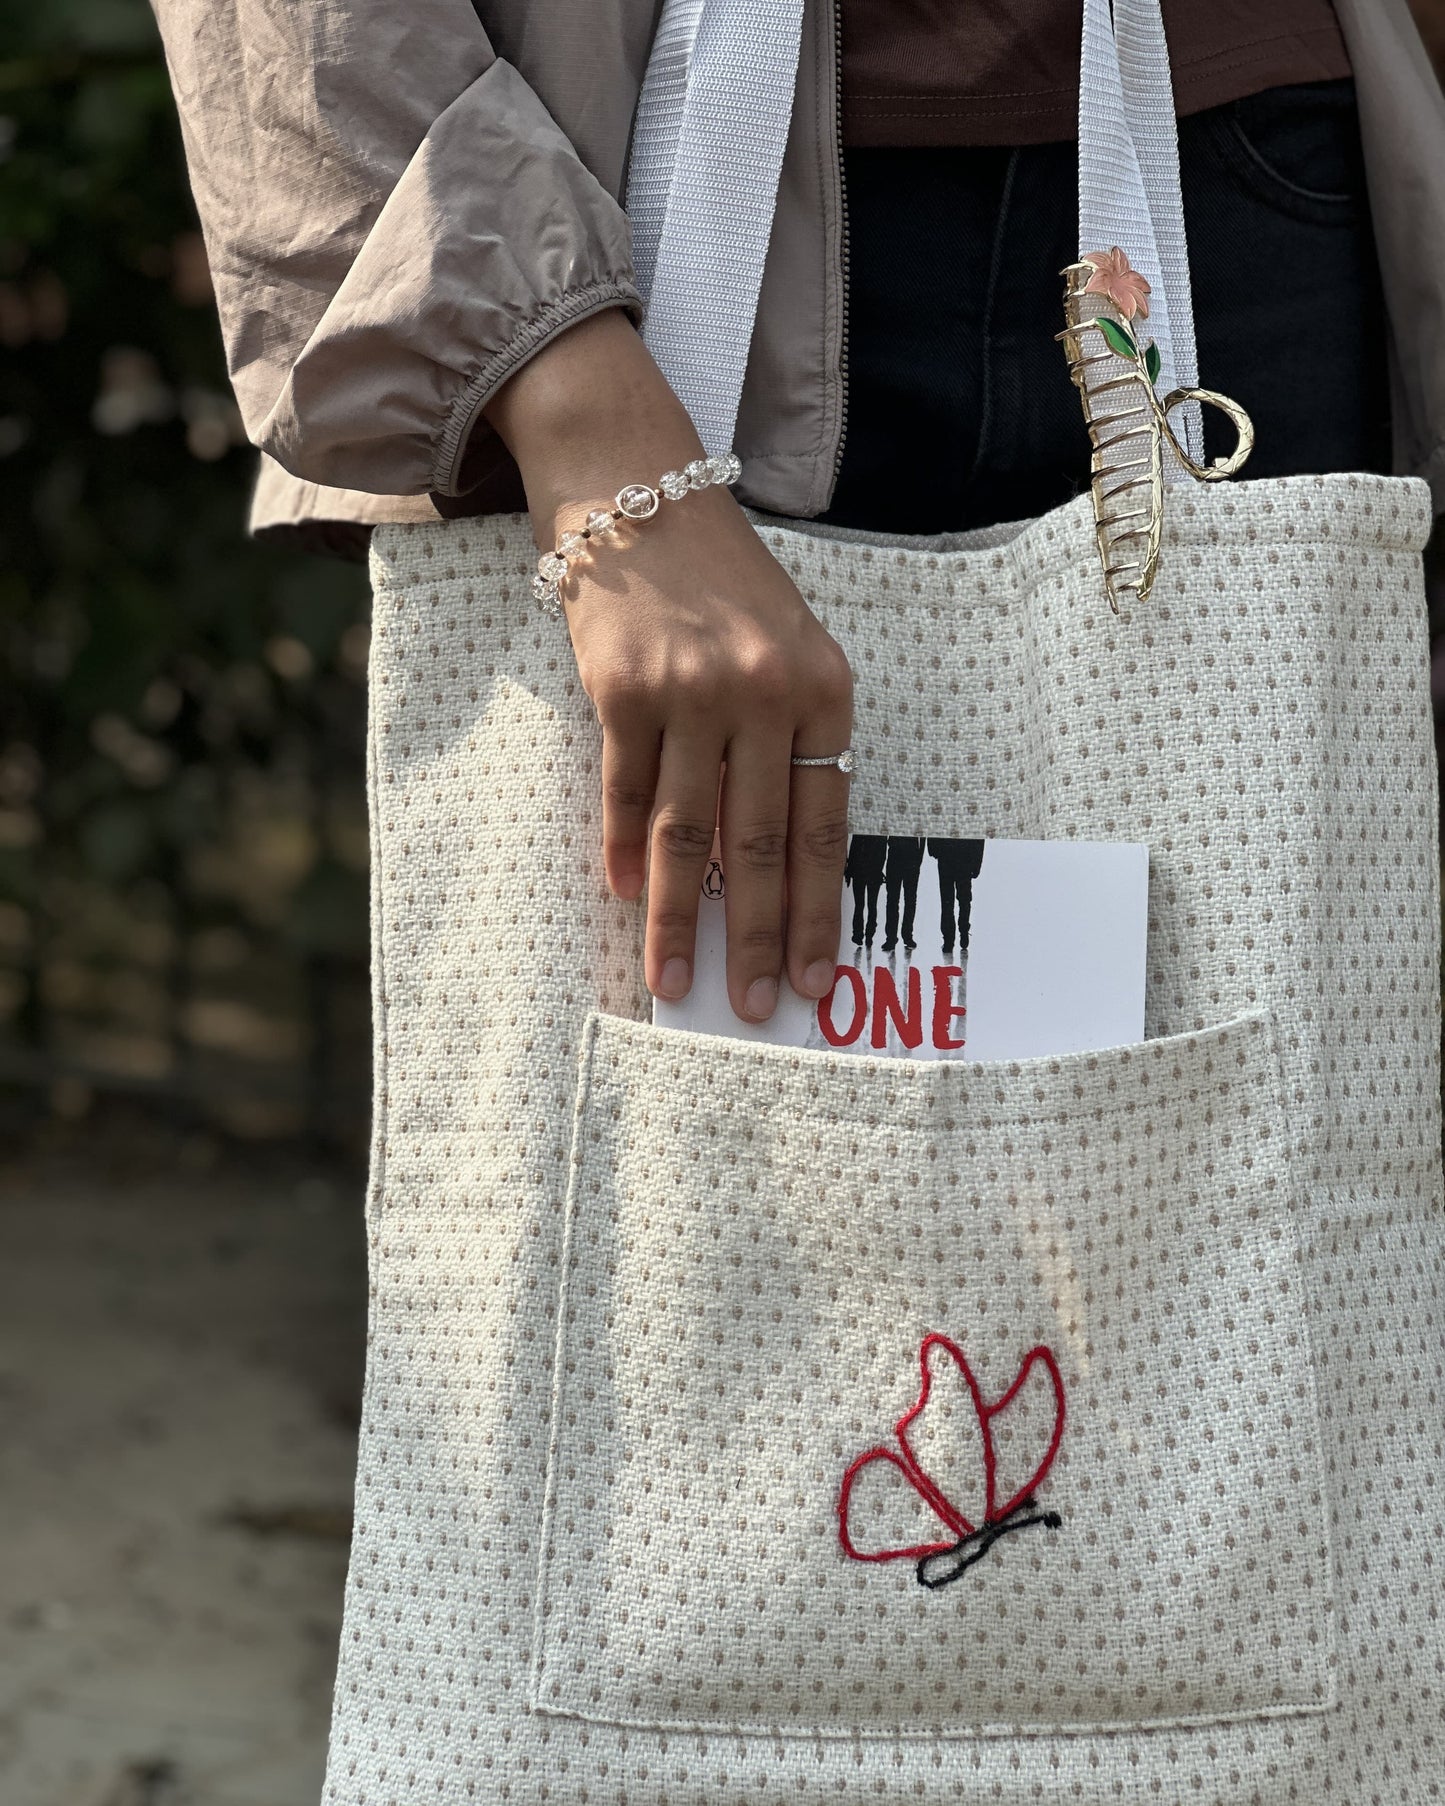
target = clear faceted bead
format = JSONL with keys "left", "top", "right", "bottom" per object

{"left": 704, "top": 455, "right": 730, "bottom": 483}
{"left": 684, "top": 459, "right": 712, "bottom": 489}
{"left": 557, "top": 530, "right": 587, "bottom": 558}
{"left": 718, "top": 450, "right": 743, "bottom": 484}
{"left": 585, "top": 508, "right": 618, "bottom": 537}
{"left": 658, "top": 470, "right": 690, "bottom": 501}
{"left": 616, "top": 483, "right": 659, "bottom": 520}
{"left": 531, "top": 572, "right": 562, "bottom": 613}
{"left": 536, "top": 551, "right": 569, "bottom": 583}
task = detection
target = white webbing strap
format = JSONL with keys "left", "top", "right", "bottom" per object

{"left": 1079, "top": 0, "right": 1203, "bottom": 467}
{"left": 625, "top": 0, "right": 805, "bottom": 457}
{"left": 625, "top": 0, "right": 703, "bottom": 312}
{"left": 627, "top": 0, "right": 1204, "bottom": 473}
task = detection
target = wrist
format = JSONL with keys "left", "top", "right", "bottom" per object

{"left": 484, "top": 309, "right": 707, "bottom": 535}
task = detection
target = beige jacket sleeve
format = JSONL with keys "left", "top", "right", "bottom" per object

{"left": 1337, "top": 0, "right": 1445, "bottom": 505}
{"left": 149, "top": 0, "right": 642, "bottom": 498}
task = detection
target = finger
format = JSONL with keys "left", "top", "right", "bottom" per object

{"left": 601, "top": 718, "right": 662, "bottom": 901}
{"left": 719, "top": 729, "right": 792, "bottom": 1022}
{"left": 786, "top": 700, "right": 854, "bottom": 1002}
{"left": 645, "top": 730, "right": 725, "bottom": 1002}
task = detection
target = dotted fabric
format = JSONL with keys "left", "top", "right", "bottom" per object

{"left": 330, "top": 474, "right": 1445, "bottom": 1803}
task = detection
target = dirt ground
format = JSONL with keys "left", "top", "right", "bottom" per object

{"left": 0, "top": 1113, "right": 368, "bottom": 1806}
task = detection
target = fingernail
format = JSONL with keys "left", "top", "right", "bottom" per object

{"left": 801, "top": 959, "right": 836, "bottom": 999}
{"left": 658, "top": 957, "right": 691, "bottom": 999}
{"left": 744, "top": 976, "right": 778, "bottom": 1021}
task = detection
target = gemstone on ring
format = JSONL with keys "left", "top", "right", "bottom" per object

{"left": 791, "top": 749, "right": 856, "bottom": 774}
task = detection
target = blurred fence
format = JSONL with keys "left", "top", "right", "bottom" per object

{"left": 2, "top": 2, "right": 1445, "bottom": 1159}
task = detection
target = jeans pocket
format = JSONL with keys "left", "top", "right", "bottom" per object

{"left": 1198, "top": 79, "right": 1366, "bottom": 224}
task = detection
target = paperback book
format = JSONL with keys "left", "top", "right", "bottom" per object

{"left": 653, "top": 835, "right": 1148, "bottom": 1061}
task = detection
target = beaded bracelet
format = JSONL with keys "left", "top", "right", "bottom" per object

{"left": 530, "top": 449, "right": 743, "bottom": 616}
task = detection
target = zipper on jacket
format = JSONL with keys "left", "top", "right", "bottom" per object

{"left": 830, "top": 0, "right": 851, "bottom": 491}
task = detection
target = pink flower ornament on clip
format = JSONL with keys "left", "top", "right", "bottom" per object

{"left": 1083, "top": 245, "right": 1152, "bottom": 321}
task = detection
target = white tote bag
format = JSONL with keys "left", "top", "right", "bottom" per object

{"left": 326, "top": 1, "right": 1443, "bottom": 1799}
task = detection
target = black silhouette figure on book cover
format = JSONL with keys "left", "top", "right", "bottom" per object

{"left": 928, "top": 836, "right": 986, "bottom": 958}
{"left": 845, "top": 833, "right": 888, "bottom": 949}
{"left": 882, "top": 835, "right": 926, "bottom": 953}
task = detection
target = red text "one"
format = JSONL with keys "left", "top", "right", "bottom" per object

{"left": 817, "top": 965, "right": 965, "bottom": 1051}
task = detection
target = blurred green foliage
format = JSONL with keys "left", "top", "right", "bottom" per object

{"left": 0, "top": 0, "right": 372, "bottom": 1146}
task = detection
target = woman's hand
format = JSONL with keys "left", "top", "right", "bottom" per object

{"left": 484, "top": 308, "right": 853, "bottom": 1023}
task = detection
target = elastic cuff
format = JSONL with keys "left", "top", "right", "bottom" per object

{"left": 432, "top": 279, "right": 643, "bottom": 496}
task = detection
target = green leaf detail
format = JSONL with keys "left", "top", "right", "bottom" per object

{"left": 1145, "top": 341, "right": 1162, "bottom": 384}
{"left": 1096, "top": 317, "right": 1138, "bottom": 360}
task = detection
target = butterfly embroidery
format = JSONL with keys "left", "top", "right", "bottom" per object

{"left": 838, "top": 1333, "right": 1066, "bottom": 1589}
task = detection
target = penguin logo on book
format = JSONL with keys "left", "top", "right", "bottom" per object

{"left": 838, "top": 1334, "right": 1066, "bottom": 1588}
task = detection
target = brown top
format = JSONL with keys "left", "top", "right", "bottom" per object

{"left": 840, "top": 0, "right": 1353, "bottom": 146}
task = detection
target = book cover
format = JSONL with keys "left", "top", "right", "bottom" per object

{"left": 653, "top": 836, "right": 1148, "bottom": 1061}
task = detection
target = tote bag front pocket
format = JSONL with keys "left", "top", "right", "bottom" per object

{"left": 531, "top": 1009, "right": 1334, "bottom": 1739}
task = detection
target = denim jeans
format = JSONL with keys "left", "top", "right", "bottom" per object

{"left": 821, "top": 79, "right": 1392, "bottom": 535}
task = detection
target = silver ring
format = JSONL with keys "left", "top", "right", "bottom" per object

{"left": 791, "top": 749, "right": 856, "bottom": 774}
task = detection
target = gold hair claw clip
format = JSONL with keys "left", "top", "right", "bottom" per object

{"left": 1058, "top": 248, "right": 1254, "bottom": 612}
